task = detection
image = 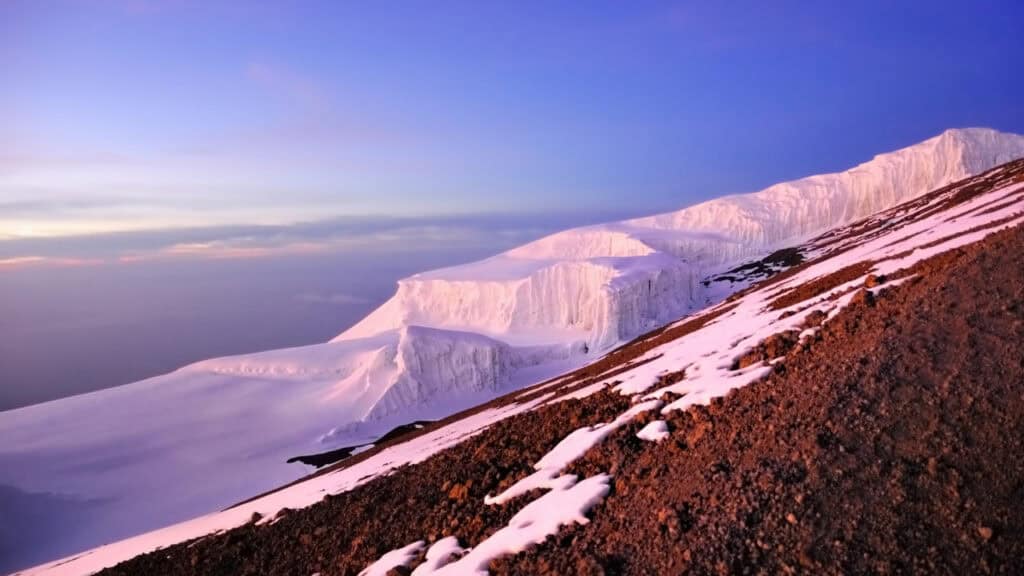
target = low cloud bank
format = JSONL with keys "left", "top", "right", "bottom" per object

{"left": 0, "top": 210, "right": 643, "bottom": 271}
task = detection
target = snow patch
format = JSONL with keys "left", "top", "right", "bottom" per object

{"left": 636, "top": 420, "right": 670, "bottom": 442}
{"left": 411, "top": 537, "right": 465, "bottom": 575}
{"left": 358, "top": 541, "right": 424, "bottom": 576}
{"left": 485, "top": 400, "right": 661, "bottom": 505}
{"left": 425, "top": 474, "right": 611, "bottom": 576}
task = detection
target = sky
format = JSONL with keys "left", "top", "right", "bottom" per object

{"left": 2, "top": 0, "right": 1023, "bottom": 408}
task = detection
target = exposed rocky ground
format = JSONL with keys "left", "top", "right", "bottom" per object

{"left": 99, "top": 181, "right": 1024, "bottom": 574}
{"left": 498, "top": 213, "right": 1024, "bottom": 576}
{"left": 704, "top": 247, "right": 805, "bottom": 287}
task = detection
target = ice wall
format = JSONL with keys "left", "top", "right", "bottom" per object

{"left": 337, "top": 128, "right": 1024, "bottom": 349}
{"left": 629, "top": 127, "right": 1024, "bottom": 252}
{"left": 370, "top": 326, "right": 514, "bottom": 420}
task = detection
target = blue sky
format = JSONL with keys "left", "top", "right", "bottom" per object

{"left": 2, "top": 0, "right": 1023, "bottom": 409}
{"left": 4, "top": 0, "right": 1023, "bottom": 265}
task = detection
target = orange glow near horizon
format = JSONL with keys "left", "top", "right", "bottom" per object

{"left": 0, "top": 256, "right": 106, "bottom": 270}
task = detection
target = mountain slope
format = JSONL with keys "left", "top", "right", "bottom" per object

{"left": 3, "top": 129, "right": 1023, "bottom": 574}
{"left": 499, "top": 210, "right": 1024, "bottom": 575}
{"left": 17, "top": 153, "right": 1024, "bottom": 576}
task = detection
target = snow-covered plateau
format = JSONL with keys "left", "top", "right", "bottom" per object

{"left": 3, "top": 127, "right": 1024, "bottom": 574}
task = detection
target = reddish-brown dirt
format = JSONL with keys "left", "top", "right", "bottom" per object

{"left": 767, "top": 261, "right": 875, "bottom": 311}
{"left": 496, "top": 221, "right": 1024, "bottom": 576}
{"left": 102, "top": 391, "right": 634, "bottom": 576}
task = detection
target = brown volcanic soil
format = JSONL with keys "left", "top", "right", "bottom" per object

{"left": 101, "top": 391, "right": 635, "bottom": 576}
{"left": 497, "top": 224, "right": 1024, "bottom": 575}
{"left": 101, "top": 222, "right": 1024, "bottom": 576}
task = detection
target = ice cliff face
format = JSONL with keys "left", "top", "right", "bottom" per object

{"left": 337, "top": 127, "right": 1024, "bottom": 349}
{"left": 375, "top": 326, "right": 513, "bottom": 420}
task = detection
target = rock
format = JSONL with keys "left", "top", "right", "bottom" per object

{"left": 448, "top": 482, "right": 470, "bottom": 501}
{"left": 735, "top": 350, "right": 764, "bottom": 369}
{"left": 687, "top": 421, "right": 711, "bottom": 446}
{"left": 614, "top": 478, "right": 629, "bottom": 494}
{"left": 803, "top": 309, "right": 828, "bottom": 328}
{"left": 657, "top": 369, "right": 686, "bottom": 387}
{"left": 574, "top": 556, "right": 605, "bottom": 575}
{"left": 656, "top": 507, "right": 672, "bottom": 524}
{"left": 735, "top": 331, "right": 800, "bottom": 369}
{"left": 763, "top": 332, "right": 799, "bottom": 359}
{"left": 851, "top": 288, "right": 875, "bottom": 306}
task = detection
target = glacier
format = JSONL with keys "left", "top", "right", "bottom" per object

{"left": 337, "top": 127, "right": 1024, "bottom": 350}
{"left": 2, "top": 127, "right": 1024, "bottom": 572}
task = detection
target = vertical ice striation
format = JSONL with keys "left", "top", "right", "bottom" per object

{"left": 628, "top": 127, "right": 1024, "bottom": 254}
{"left": 369, "top": 326, "right": 514, "bottom": 420}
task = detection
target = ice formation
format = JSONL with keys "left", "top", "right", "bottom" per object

{"left": 337, "top": 128, "right": 1024, "bottom": 349}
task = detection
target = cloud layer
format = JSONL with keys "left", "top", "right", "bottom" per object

{"left": 0, "top": 209, "right": 642, "bottom": 271}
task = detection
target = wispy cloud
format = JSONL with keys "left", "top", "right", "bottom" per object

{"left": 0, "top": 194, "right": 142, "bottom": 218}
{"left": 0, "top": 256, "right": 104, "bottom": 271}
{"left": 119, "top": 239, "right": 331, "bottom": 262}
{"left": 0, "top": 151, "right": 135, "bottom": 174}
{"left": 0, "top": 209, "right": 643, "bottom": 272}
{"left": 114, "top": 222, "right": 513, "bottom": 263}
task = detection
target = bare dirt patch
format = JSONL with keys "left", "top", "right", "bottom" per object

{"left": 767, "top": 261, "right": 874, "bottom": 311}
